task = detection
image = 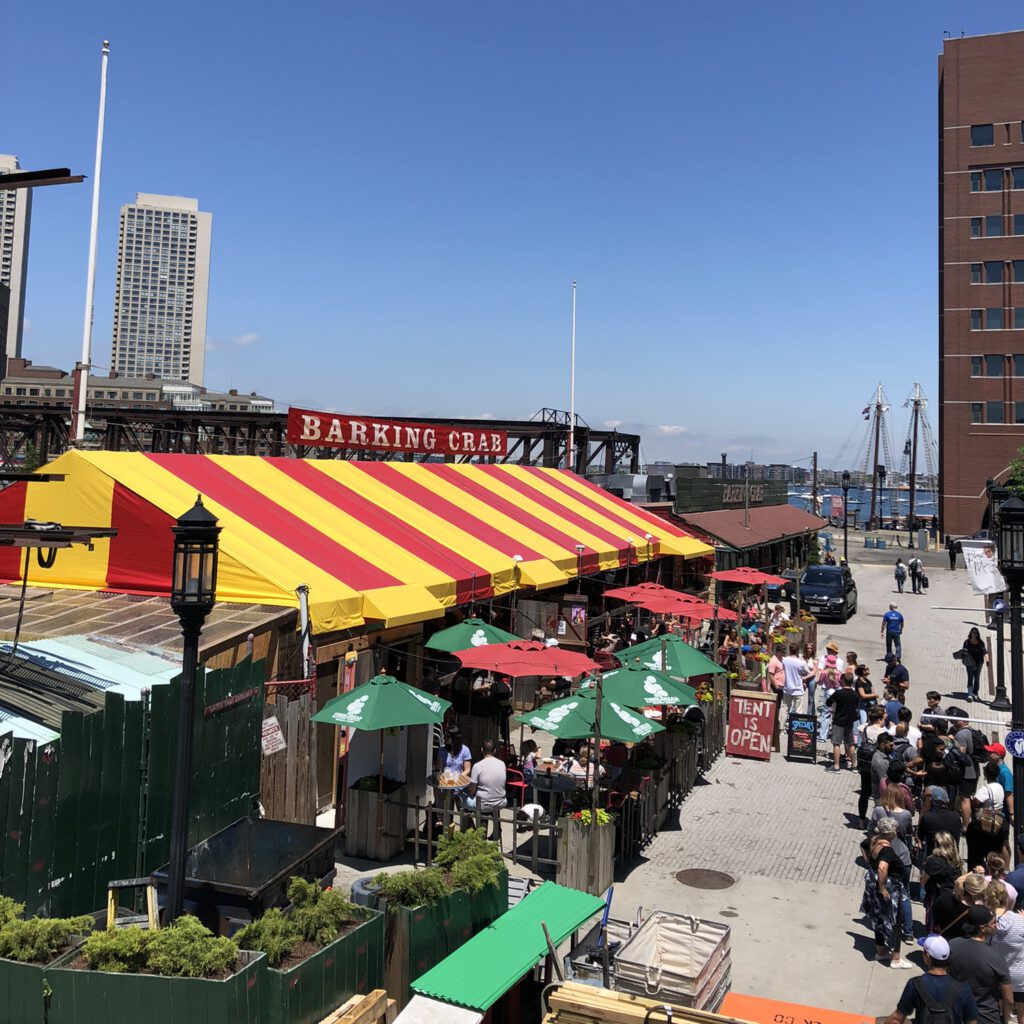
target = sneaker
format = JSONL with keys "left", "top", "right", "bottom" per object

{"left": 826, "top": 765, "right": 840, "bottom": 772}
{"left": 890, "top": 959, "right": 915, "bottom": 970}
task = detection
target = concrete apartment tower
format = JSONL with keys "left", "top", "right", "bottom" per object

{"left": 0, "top": 155, "right": 33, "bottom": 373}
{"left": 939, "top": 30, "right": 1024, "bottom": 535}
{"left": 110, "top": 193, "right": 212, "bottom": 385}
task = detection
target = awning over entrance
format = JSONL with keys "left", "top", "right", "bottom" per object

{"left": 0, "top": 452, "right": 712, "bottom": 633}
{"left": 411, "top": 882, "right": 604, "bottom": 1011}
{"left": 675, "top": 504, "right": 828, "bottom": 552}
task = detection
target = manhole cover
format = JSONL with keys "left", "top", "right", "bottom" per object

{"left": 675, "top": 869, "right": 736, "bottom": 890}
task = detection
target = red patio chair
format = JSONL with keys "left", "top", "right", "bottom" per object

{"left": 505, "top": 768, "right": 528, "bottom": 807}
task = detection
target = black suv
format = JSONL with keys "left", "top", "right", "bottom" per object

{"left": 798, "top": 565, "right": 858, "bottom": 623}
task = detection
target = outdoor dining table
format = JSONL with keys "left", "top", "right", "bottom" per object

{"left": 530, "top": 768, "right": 580, "bottom": 821}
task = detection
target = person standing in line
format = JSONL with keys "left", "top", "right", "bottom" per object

{"left": 909, "top": 555, "right": 924, "bottom": 595}
{"left": 895, "top": 558, "right": 908, "bottom": 594}
{"left": 948, "top": 708, "right": 980, "bottom": 829}
{"left": 781, "top": 643, "right": 814, "bottom": 726}
{"left": 882, "top": 603, "right": 906, "bottom": 660}
{"left": 858, "top": 707, "right": 889, "bottom": 828}
{"left": 872, "top": 733, "right": 897, "bottom": 807}
{"left": 958, "top": 628, "right": 989, "bottom": 704}
{"left": 863, "top": 817, "right": 913, "bottom": 969}
{"left": 920, "top": 830, "right": 963, "bottom": 931}
{"left": 987, "top": 880, "right": 1024, "bottom": 1022}
{"left": 947, "top": 905, "right": 1013, "bottom": 1024}
{"left": 883, "top": 935, "right": 979, "bottom": 1024}
{"left": 856, "top": 664, "right": 881, "bottom": 728}
{"left": 826, "top": 674, "right": 859, "bottom": 772}
{"left": 884, "top": 653, "right": 912, "bottom": 697}
{"left": 818, "top": 653, "right": 844, "bottom": 745}
{"left": 985, "top": 744, "right": 1014, "bottom": 827}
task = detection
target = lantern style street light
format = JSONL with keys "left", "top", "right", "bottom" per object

{"left": 841, "top": 471, "right": 851, "bottom": 561}
{"left": 997, "top": 495, "right": 1024, "bottom": 865}
{"left": 165, "top": 496, "right": 221, "bottom": 923}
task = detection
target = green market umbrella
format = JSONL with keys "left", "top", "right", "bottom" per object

{"left": 514, "top": 690, "right": 665, "bottom": 744}
{"left": 615, "top": 634, "right": 724, "bottom": 681}
{"left": 580, "top": 665, "right": 697, "bottom": 709}
{"left": 312, "top": 674, "right": 451, "bottom": 847}
{"left": 312, "top": 673, "right": 451, "bottom": 729}
{"left": 424, "top": 617, "right": 519, "bottom": 653}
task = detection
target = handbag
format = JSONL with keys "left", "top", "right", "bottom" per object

{"left": 953, "top": 649, "right": 965, "bottom": 661}
{"left": 974, "top": 805, "right": 1005, "bottom": 834}
{"left": 921, "top": 574, "right": 929, "bottom": 590}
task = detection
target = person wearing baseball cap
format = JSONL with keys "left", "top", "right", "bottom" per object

{"left": 985, "top": 744, "right": 1014, "bottom": 823}
{"left": 885, "top": 934, "right": 979, "bottom": 1024}
{"left": 947, "top": 905, "right": 1011, "bottom": 1024}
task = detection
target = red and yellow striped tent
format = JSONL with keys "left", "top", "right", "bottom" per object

{"left": 0, "top": 452, "right": 712, "bottom": 633}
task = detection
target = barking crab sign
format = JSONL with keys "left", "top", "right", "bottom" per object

{"left": 288, "top": 408, "right": 508, "bottom": 457}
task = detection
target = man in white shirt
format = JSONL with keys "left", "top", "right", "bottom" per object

{"left": 781, "top": 643, "right": 814, "bottom": 724}
{"left": 461, "top": 739, "right": 507, "bottom": 841}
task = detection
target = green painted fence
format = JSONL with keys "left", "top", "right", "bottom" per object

{"left": 0, "top": 658, "right": 264, "bottom": 917}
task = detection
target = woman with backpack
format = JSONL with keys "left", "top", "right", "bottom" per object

{"left": 965, "top": 760, "right": 1010, "bottom": 869}
{"left": 862, "top": 817, "right": 913, "bottom": 968}
{"left": 894, "top": 558, "right": 907, "bottom": 594}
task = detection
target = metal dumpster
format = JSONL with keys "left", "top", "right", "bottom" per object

{"left": 151, "top": 816, "right": 339, "bottom": 933}
{"left": 612, "top": 911, "right": 731, "bottom": 1011}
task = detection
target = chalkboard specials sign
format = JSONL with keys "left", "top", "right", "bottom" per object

{"left": 786, "top": 713, "right": 817, "bottom": 762}
{"left": 725, "top": 692, "right": 776, "bottom": 761}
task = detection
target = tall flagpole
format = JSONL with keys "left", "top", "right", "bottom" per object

{"left": 568, "top": 280, "right": 576, "bottom": 471}
{"left": 74, "top": 40, "right": 110, "bottom": 445}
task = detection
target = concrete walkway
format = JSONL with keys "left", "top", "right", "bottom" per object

{"left": 609, "top": 544, "right": 999, "bottom": 1016}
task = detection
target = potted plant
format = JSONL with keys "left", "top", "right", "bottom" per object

{"left": 235, "top": 878, "right": 384, "bottom": 1024}
{"left": 556, "top": 807, "right": 615, "bottom": 895}
{"left": 44, "top": 915, "right": 265, "bottom": 1024}
{"left": 0, "top": 897, "right": 93, "bottom": 1024}
{"left": 369, "top": 829, "right": 507, "bottom": 1010}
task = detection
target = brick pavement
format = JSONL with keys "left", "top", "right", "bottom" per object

{"left": 609, "top": 546, "right": 1001, "bottom": 1012}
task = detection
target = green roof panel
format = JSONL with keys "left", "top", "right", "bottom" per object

{"left": 411, "top": 882, "right": 604, "bottom": 1012}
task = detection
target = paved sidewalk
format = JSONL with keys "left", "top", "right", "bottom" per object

{"left": 610, "top": 548, "right": 999, "bottom": 1015}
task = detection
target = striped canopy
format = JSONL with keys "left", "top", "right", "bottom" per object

{"left": 0, "top": 451, "right": 711, "bottom": 633}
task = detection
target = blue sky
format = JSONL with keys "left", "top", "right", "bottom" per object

{"left": 5, "top": 2, "right": 1020, "bottom": 468}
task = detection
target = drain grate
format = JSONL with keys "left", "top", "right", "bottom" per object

{"left": 675, "top": 868, "right": 736, "bottom": 890}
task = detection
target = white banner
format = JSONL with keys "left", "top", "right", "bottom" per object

{"left": 960, "top": 538, "right": 1007, "bottom": 595}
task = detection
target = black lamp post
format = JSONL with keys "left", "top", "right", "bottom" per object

{"left": 997, "top": 494, "right": 1024, "bottom": 865}
{"left": 841, "top": 470, "right": 851, "bottom": 561}
{"left": 165, "top": 496, "right": 220, "bottom": 923}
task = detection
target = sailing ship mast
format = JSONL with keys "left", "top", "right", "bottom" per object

{"left": 868, "top": 383, "right": 884, "bottom": 530}
{"left": 907, "top": 383, "right": 921, "bottom": 547}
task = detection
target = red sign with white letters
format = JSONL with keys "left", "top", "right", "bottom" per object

{"left": 725, "top": 691, "right": 776, "bottom": 761}
{"left": 287, "top": 408, "right": 508, "bottom": 457}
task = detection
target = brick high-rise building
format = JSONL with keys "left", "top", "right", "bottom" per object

{"left": 110, "top": 193, "right": 212, "bottom": 385}
{"left": 939, "top": 30, "right": 1024, "bottom": 535}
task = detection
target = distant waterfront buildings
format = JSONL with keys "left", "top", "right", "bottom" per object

{"left": 110, "top": 193, "right": 212, "bottom": 385}
{"left": 0, "top": 155, "right": 32, "bottom": 374}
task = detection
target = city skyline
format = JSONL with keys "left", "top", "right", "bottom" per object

{"left": 8, "top": 3, "right": 1024, "bottom": 468}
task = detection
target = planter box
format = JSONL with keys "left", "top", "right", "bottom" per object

{"left": 371, "top": 869, "right": 507, "bottom": 1011}
{"left": 265, "top": 909, "right": 384, "bottom": 1024}
{"left": 345, "top": 784, "right": 407, "bottom": 862}
{"left": 556, "top": 816, "right": 614, "bottom": 896}
{"left": 0, "top": 932, "right": 89, "bottom": 1024}
{"left": 45, "top": 949, "right": 267, "bottom": 1024}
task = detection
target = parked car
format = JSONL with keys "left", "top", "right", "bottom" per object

{"left": 797, "top": 565, "right": 858, "bottom": 623}
{"left": 765, "top": 569, "right": 798, "bottom": 603}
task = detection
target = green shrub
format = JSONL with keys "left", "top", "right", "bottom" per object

{"left": 287, "top": 879, "right": 361, "bottom": 947}
{"left": 434, "top": 828, "right": 501, "bottom": 873}
{"left": 0, "top": 913, "right": 93, "bottom": 964}
{"left": 0, "top": 897, "right": 25, "bottom": 929}
{"left": 145, "top": 916, "right": 238, "bottom": 978}
{"left": 81, "top": 927, "right": 151, "bottom": 973}
{"left": 234, "top": 908, "right": 300, "bottom": 969}
{"left": 373, "top": 868, "right": 451, "bottom": 908}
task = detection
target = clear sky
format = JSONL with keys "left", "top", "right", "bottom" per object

{"left": 5, "top": 2, "right": 1022, "bottom": 469}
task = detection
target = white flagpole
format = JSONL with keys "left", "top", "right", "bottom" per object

{"left": 74, "top": 40, "right": 110, "bottom": 445}
{"left": 568, "top": 280, "right": 576, "bottom": 471}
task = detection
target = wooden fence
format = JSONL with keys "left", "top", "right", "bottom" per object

{"left": 261, "top": 692, "right": 317, "bottom": 824}
{"left": 0, "top": 658, "right": 264, "bottom": 917}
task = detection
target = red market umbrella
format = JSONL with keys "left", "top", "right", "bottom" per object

{"left": 709, "top": 567, "right": 788, "bottom": 586}
{"left": 604, "top": 582, "right": 677, "bottom": 601}
{"left": 636, "top": 595, "right": 739, "bottom": 621}
{"left": 452, "top": 639, "right": 601, "bottom": 677}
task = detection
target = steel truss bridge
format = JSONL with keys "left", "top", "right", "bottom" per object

{"left": 0, "top": 405, "right": 640, "bottom": 473}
